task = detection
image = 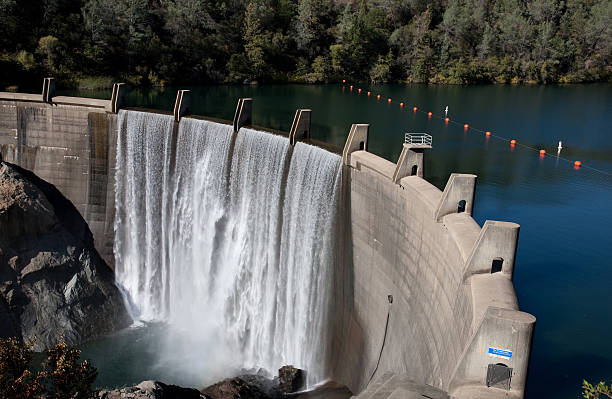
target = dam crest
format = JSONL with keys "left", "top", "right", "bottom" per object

{"left": 0, "top": 81, "right": 535, "bottom": 399}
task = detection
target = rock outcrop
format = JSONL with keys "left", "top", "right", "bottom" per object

{"left": 99, "top": 380, "right": 206, "bottom": 399}
{"left": 201, "top": 366, "right": 306, "bottom": 399}
{"left": 0, "top": 161, "right": 130, "bottom": 351}
{"left": 278, "top": 366, "right": 305, "bottom": 394}
{"left": 202, "top": 374, "right": 281, "bottom": 399}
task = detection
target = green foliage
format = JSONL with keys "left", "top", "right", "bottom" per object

{"left": 0, "top": 0, "right": 610, "bottom": 88}
{"left": 0, "top": 338, "right": 97, "bottom": 399}
{"left": 583, "top": 380, "right": 612, "bottom": 399}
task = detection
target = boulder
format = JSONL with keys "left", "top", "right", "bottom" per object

{"left": 278, "top": 366, "right": 305, "bottom": 394}
{"left": 0, "top": 161, "right": 131, "bottom": 350}
{"left": 201, "top": 375, "right": 279, "bottom": 399}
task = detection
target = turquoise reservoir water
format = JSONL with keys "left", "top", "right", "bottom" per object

{"left": 65, "top": 84, "right": 612, "bottom": 397}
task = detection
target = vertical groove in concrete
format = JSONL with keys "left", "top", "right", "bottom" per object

{"left": 86, "top": 112, "right": 112, "bottom": 266}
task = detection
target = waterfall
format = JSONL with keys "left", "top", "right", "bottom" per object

{"left": 114, "top": 110, "right": 342, "bottom": 386}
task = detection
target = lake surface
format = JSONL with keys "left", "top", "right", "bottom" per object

{"left": 62, "top": 84, "right": 612, "bottom": 398}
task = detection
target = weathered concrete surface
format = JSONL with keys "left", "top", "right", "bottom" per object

{"left": 334, "top": 140, "right": 535, "bottom": 399}
{"left": 0, "top": 99, "right": 117, "bottom": 266}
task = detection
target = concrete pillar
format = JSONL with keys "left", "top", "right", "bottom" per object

{"left": 289, "top": 109, "right": 311, "bottom": 145}
{"left": 110, "top": 83, "right": 126, "bottom": 114}
{"left": 233, "top": 98, "right": 252, "bottom": 132}
{"left": 173, "top": 90, "right": 190, "bottom": 122}
{"left": 342, "top": 124, "right": 369, "bottom": 166}
{"left": 434, "top": 173, "right": 477, "bottom": 221}
{"left": 463, "top": 221, "right": 520, "bottom": 280}
{"left": 42, "top": 78, "right": 55, "bottom": 103}
{"left": 392, "top": 143, "right": 431, "bottom": 183}
{"left": 448, "top": 307, "right": 535, "bottom": 397}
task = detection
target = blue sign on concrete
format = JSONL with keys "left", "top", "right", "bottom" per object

{"left": 488, "top": 347, "right": 513, "bottom": 359}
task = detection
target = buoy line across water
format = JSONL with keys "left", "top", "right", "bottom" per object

{"left": 341, "top": 83, "right": 612, "bottom": 177}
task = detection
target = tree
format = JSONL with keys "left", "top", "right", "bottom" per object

{"left": 583, "top": 380, "right": 612, "bottom": 399}
{"left": 294, "top": 0, "right": 336, "bottom": 58}
{"left": 37, "top": 35, "right": 59, "bottom": 72}
{"left": 243, "top": 1, "right": 269, "bottom": 81}
{"left": 0, "top": 338, "right": 97, "bottom": 399}
{"left": 0, "top": 338, "right": 44, "bottom": 399}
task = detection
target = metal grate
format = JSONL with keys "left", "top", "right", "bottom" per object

{"left": 405, "top": 133, "right": 432, "bottom": 146}
{"left": 487, "top": 363, "right": 512, "bottom": 390}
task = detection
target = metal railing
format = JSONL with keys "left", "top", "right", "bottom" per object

{"left": 405, "top": 133, "right": 432, "bottom": 146}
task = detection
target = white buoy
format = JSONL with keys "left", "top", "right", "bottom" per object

{"left": 445, "top": 106, "right": 449, "bottom": 117}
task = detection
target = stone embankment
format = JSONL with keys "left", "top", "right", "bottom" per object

{"left": 0, "top": 159, "right": 130, "bottom": 350}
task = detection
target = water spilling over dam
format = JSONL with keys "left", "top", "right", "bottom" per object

{"left": 114, "top": 110, "right": 342, "bottom": 384}
{"left": 0, "top": 86, "right": 536, "bottom": 398}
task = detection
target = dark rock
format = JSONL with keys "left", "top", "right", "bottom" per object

{"left": 202, "top": 375, "right": 281, "bottom": 399}
{"left": 278, "top": 366, "right": 305, "bottom": 394}
{"left": 99, "top": 380, "right": 206, "bottom": 399}
{"left": 0, "top": 162, "right": 131, "bottom": 350}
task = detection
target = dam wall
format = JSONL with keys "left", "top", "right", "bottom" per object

{"left": 335, "top": 133, "right": 534, "bottom": 398}
{"left": 0, "top": 83, "right": 535, "bottom": 399}
{"left": 0, "top": 88, "right": 118, "bottom": 265}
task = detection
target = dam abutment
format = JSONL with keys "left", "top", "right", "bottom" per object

{"left": 0, "top": 83, "right": 534, "bottom": 399}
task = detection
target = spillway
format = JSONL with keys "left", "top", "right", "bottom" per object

{"left": 113, "top": 110, "right": 342, "bottom": 385}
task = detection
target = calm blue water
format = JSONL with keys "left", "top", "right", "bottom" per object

{"left": 63, "top": 84, "right": 612, "bottom": 397}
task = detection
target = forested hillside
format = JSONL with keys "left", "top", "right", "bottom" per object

{"left": 1, "top": 0, "right": 610, "bottom": 89}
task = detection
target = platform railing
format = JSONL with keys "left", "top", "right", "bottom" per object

{"left": 405, "top": 133, "right": 432, "bottom": 146}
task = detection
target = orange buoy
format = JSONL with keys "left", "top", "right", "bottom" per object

{"left": 428, "top": 112, "right": 432, "bottom": 117}
{"left": 445, "top": 117, "right": 450, "bottom": 123}
{"left": 464, "top": 124, "right": 469, "bottom": 129}
{"left": 367, "top": 91, "right": 371, "bottom": 96}
{"left": 510, "top": 139, "right": 516, "bottom": 145}
{"left": 539, "top": 149, "right": 546, "bottom": 155}
{"left": 342, "top": 79, "right": 346, "bottom": 83}
{"left": 400, "top": 102, "right": 404, "bottom": 107}
{"left": 358, "top": 88, "right": 362, "bottom": 94}
{"left": 413, "top": 107, "right": 418, "bottom": 112}
{"left": 486, "top": 131, "right": 491, "bottom": 136}
{"left": 388, "top": 98, "right": 392, "bottom": 103}
{"left": 574, "top": 160, "right": 582, "bottom": 167}
{"left": 377, "top": 94, "right": 381, "bottom": 100}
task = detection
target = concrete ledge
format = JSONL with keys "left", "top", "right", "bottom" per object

{"left": 443, "top": 213, "right": 481, "bottom": 262}
{"left": 434, "top": 173, "right": 476, "bottom": 221}
{"left": 398, "top": 176, "right": 442, "bottom": 217}
{"left": 342, "top": 124, "right": 368, "bottom": 166}
{"left": 0, "top": 92, "right": 45, "bottom": 103}
{"left": 0, "top": 94, "right": 111, "bottom": 112}
{"left": 449, "top": 306, "right": 535, "bottom": 398}
{"left": 52, "top": 96, "right": 111, "bottom": 111}
{"left": 463, "top": 220, "right": 520, "bottom": 280}
{"left": 471, "top": 274, "right": 519, "bottom": 325}
{"left": 350, "top": 151, "right": 396, "bottom": 180}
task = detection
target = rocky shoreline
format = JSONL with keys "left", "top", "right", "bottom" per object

{"left": 99, "top": 366, "right": 351, "bottom": 399}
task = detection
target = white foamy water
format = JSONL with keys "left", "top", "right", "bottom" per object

{"left": 114, "top": 111, "right": 342, "bottom": 386}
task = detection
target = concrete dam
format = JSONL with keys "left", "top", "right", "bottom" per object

{"left": 0, "top": 83, "right": 535, "bottom": 399}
